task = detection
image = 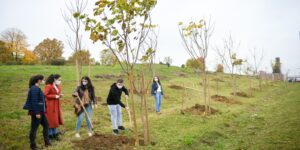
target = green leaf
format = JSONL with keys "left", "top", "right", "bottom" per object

{"left": 112, "top": 30, "right": 118, "bottom": 36}
{"left": 73, "top": 12, "right": 80, "bottom": 18}
{"left": 85, "top": 26, "right": 91, "bottom": 31}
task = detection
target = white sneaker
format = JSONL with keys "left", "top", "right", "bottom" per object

{"left": 88, "top": 132, "right": 93, "bottom": 137}
{"left": 75, "top": 133, "right": 81, "bottom": 138}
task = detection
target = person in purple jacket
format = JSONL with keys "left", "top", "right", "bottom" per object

{"left": 23, "top": 75, "right": 51, "bottom": 150}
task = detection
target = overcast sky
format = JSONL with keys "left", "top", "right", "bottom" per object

{"left": 1, "top": 0, "right": 299, "bottom": 75}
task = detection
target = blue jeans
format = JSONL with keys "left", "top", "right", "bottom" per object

{"left": 108, "top": 104, "right": 122, "bottom": 130}
{"left": 155, "top": 92, "right": 162, "bottom": 112}
{"left": 76, "top": 105, "right": 92, "bottom": 132}
{"left": 48, "top": 128, "right": 58, "bottom": 136}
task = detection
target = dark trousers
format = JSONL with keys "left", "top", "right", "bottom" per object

{"left": 29, "top": 114, "right": 49, "bottom": 144}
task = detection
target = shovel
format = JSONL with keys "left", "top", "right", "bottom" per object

{"left": 76, "top": 95, "right": 94, "bottom": 130}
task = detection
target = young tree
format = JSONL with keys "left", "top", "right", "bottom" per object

{"left": 243, "top": 60, "right": 254, "bottom": 96}
{"left": 0, "top": 28, "right": 28, "bottom": 62}
{"left": 249, "top": 48, "right": 264, "bottom": 90}
{"left": 33, "top": 38, "right": 64, "bottom": 63}
{"left": 82, "top": 0, "right": 157, "bottom": 145}
{"left": 216, "top": 35, "right": 243, "bottom": 96}
{"left": 178, "top": 18, "right": 214, "bottom": 115}
{"left": 62, "top": 0, "right": 88, "bottom": 85}
{"left": 137, "top": 26, "right": 158, "bottom": 144}
{"left": 163, "top": 56, "right": 172, "bottom": 67}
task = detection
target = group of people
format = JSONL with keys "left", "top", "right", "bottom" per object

{"left": 23, "top": 74, "right": 164, "bottom": 150}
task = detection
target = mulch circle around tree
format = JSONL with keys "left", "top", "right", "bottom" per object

{"left": 73, "top": 134, "right": 135, "bottom": 150}
{"left": 230, "top": 91, "right": 251, "bottom": 97}
{"left": 168, "top": 84, "right": 185, "bottom": 90}
{"left": 211, "top": 95, "right": 241, "bottom": 104}
{"left": 181, "top": 104, "right": 218, "bottom": 115}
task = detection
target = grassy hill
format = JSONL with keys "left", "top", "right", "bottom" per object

{"left": 0, "top": 65, "right": 299, "bottom": 150}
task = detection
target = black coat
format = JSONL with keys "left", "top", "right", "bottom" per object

{"left": 23, "top": 85, "right": 46, "bottom": 114}
{"left": 106, "top": 83, "right": 129, "bottom": 108}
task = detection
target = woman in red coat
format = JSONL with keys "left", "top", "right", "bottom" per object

{"left": 44, "top": 74, "right": 64, "bottom": 141}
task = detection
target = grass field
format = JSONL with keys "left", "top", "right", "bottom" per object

{"left": 0, "top": 65, "right": 299, "bottom": 150}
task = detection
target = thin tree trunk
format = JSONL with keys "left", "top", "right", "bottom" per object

{"left": 128, "top": 73, "right": 139, "bottom": 146}
{"left": 216, "top": 76, "right": 219, "bottom": 95}
{"left": 258, "top": 77, "right": 262, "bottom": 90}
{"left": 139, "top": 94, "right": 145, "bottom": 144}
{"left": 88, "top": 59, "right": 91, "bottom": 77}
{"left": 181, "top": 83, "right": 186, "bottom": 111}
{"left": 249, "top": 76, "right": 252, "bottom": 97}
{"left": 75, "top": 59, "right": 80, "bottom": 85}
{"left": 203, "top": 71, "right": 207, "bottom": 115}
{"left": 231, "top": 74, "right": 236, "bottom": 96}
{"left": 141, "top": 71, "right": 149, "bottom": 145}
{"left": 207, "top": 76, "right": 211, "bottom": 114}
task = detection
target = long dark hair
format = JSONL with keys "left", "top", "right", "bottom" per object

{"left": 80, "top": 76, "right": 94, "bottom": 91}
{"left": 46, "top": 74, "right": 61, "bottom": 85}
{"left": 153, "top": 76, "right": 162, "bottom": 85}
{"left": 29, "top": 75, "right": 44, "bottom": 88}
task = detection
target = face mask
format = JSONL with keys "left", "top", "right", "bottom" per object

{"left": 117, "top": 84, "right": 123, "bottom": 89}
{"left": 55, "top": 80, "right": 61, "bottom": 85}
{"left": 82, "top": 81, "right": 88, "bottom": 86}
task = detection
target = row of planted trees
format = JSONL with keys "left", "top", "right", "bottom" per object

{"left": 178, "top": 18, "right": 267, "bottom": 113}
{"left": 64, "top": 0, "right": 269, "bottom": 146}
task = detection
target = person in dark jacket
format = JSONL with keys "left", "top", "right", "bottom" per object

{"left": 72, "top": 76, "right": 97, "bottom": 138}
{"left": 23, "top": 75, "right": 51, "bottom": 150}
{"left": 107, "top": 79, "right": 129, "bottom": 135}
{"left": 151, "top": 76, "right": 164, "bottom": 114}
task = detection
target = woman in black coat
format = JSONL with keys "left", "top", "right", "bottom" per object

{"left": 23, "top": 75, "right": 51, "bottom": 150}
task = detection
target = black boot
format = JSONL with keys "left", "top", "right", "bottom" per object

{"left": 112, "top": 129, "right": 119, "bottom": 135}
{"left": 118, "top": 126, "right": 126, "bottom": 130}
{"left": 45, "top": 140, "right": 51, "bottom": 147}
{"left": 49, "top": 135, "right": 54, "bottom": 140}
{"left": 54, "top": 134, "right": 61, "bottom": 141}
{"left": 30, "top": 143, "right": 39, "bottom": 150}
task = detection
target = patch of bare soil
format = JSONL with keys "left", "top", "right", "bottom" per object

{"left": 211, "top": 95, "right": 241, "bottom": 104}
{"left": 174, "top": 72, "right": 187, "bottom": 77}
{"left": 230, "top": 91, "right": 250, "bottom": 97}
{"left": 73, "top": 134, "right": 135, "bottom": 150}
{"left": 181, "top": 104, "right": 218, "bottom": 115}
{"left": 168, "top": 84, "right": 185, "bottom": 90}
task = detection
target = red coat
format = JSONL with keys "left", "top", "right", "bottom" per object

{"left": 44, "top": 84, "right": 64, "bottom": 128}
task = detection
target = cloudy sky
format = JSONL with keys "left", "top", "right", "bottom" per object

{"left": 1, "top": 0, "right": 299, "bottom": 75}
